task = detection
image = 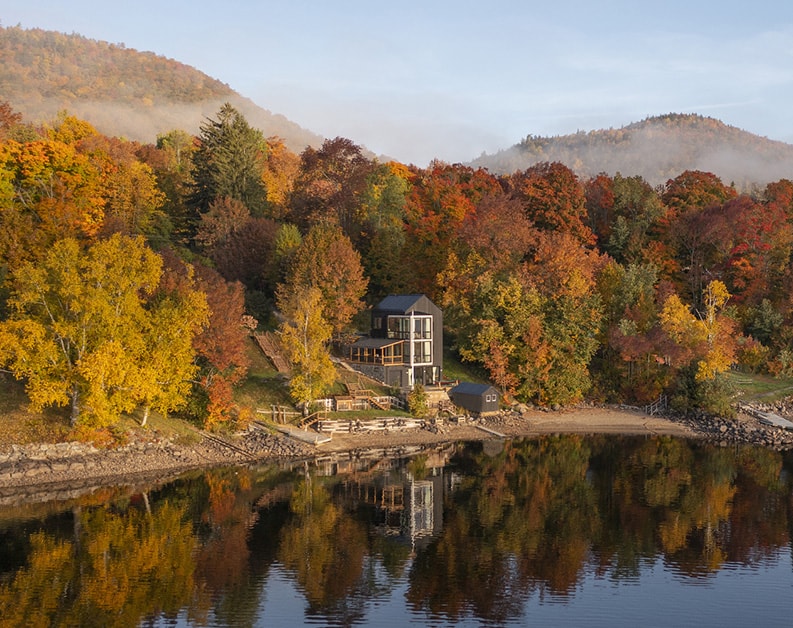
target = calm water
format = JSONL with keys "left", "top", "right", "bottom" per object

{"left": 2, "top": 435, "right": 793, "bottom": 627}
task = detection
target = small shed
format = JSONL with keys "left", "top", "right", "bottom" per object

{"left": 449, "top": 382, "right": 500, "bottom": 415}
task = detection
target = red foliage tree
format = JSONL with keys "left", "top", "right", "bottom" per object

{"left": 509, "top": 162, "right": 595, "bottom": 246}
{"left": 192, "top": 265, "right": 251, "bottom": 427}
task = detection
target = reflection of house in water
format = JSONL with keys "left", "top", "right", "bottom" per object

{"left": 405, "top": 477, "right": 436, "bottom": 542}
{"left": 309, "top": 445, "right": 459, "bottom": 549}
{"left": 344, "top": 472, "right": 444, "bottom": 550}
{"left": 326, "top": 450, "right": 456, "bottom": 551}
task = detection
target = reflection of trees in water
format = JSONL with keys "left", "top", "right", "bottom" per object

{"left": 0, "top": 498, "right": 199, "bottom": 626}
{"left": 277, "top": 476, "right": 370, "bottom": 624}
{"left": 2, "top": 437, "right": 792, "bottom": 626}
{"left": 405, "top": 435, "right": 793, "bottom": 624}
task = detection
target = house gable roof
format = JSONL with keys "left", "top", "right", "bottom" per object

{"left": 375, "top": 294, "right": 427, "bottom": 314}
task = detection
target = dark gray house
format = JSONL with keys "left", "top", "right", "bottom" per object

{"left": 347, "top": 294, "right": 442, "bottom": 389}
{"left": 449, "top": 382, "right": 500, "bottom": 415}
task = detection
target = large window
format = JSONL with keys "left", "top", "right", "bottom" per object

{"left": 413, "top": 340, "right": 432, "bottom": 365}
{"left": 414, "top": 316, "right": 432, "bottom": 339}
{"left": 387, "top": 316, "right": 411, "bottom": 339}
{"left": 387, "top": 315, "right": 432, "bottom": 340}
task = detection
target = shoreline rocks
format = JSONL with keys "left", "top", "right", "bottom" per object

{"left": 0, "top": 426, "right": 317, "bottom": 501}
{"left": 677, "top": 408, "right": 793, "bottom": 450}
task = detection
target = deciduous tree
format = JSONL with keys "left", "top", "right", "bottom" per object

{"left": 283, "top": 221, "right": 367, "bottom": 336}
{"left": 660, "top": 280, "right": 736, "bottom": 382}
{"left": 192, "top": 264, "right": 252, "bottom": 428}
{"left": 276, "top": 284, "right": 336, "bottom": 407}
{"left": 0, "top": 235, "right": 168, "bottom": 426}
{"left": 288, "top": 137, "right": 374, "bottom": 237}
{"left": 509, "top": 161, "right": 595, "bottom": 246}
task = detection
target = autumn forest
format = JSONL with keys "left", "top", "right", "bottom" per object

{"left": 2, "top": 90, "right": 793, "bottom": 439}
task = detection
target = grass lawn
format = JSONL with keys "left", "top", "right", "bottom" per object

{"left": 441, "top": 345, "right": 490, "bottom": 384}
{"left": 0, "top": 336, "right": 493, "bottom": 446}
{"left": 0, "top": 377, "right": 71, "bottom": 445}
{"left": 724, "top": 371, "right": 793, "bottom": 404}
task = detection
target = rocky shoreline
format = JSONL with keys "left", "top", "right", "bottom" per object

{"left": 2, "top": 404, "right": 793, "bottom": 505}
{"left": 677, "top": 402, "right": 793, "bottom": 450}
{"left": 0, "top": 429, "right": 316, "bottom": 505}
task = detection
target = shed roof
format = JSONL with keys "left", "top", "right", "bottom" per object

{"left": 450, "top": 382, "right": 498, "bottom": 396}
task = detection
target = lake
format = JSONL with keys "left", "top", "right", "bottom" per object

{"left": 2, "top": 434, "right": 793, "bottom": 627}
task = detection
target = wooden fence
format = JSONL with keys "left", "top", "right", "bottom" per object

{"left": 314, "top": 395, "right": 406, "bottom": 412}
{"left": 257, "top": 405, "right": 302, "bottom": 423}
{"left": 315, "top": 416, "right": 425, "bottom": 434}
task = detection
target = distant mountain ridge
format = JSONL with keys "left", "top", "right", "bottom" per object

{"left": 470, "top": 113, "right": 793, "bottom": 188}
{"left": 4, "top": 25, "right": 793, "bottom": 186}
{"left": 0, "top": 25, "right": 323, "bottom": 151}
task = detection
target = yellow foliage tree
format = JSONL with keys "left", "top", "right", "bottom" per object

{"left": 276, "top": 284, "right": 336, "bottom": 408}
{"left": 0, "top": 234, "right": 206, "bottom": 428}
{"left": 660, "top": 279, "right": 736, "bottom": 381}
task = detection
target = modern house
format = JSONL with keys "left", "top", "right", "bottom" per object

{"left": 448, "top": 382, "right": 500, "bottom": 415}
{"left": 347, "top": 294, "right": 443, "bottom": 389}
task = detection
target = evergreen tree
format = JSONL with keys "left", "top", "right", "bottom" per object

{"left": 188, "top": 103, "right": 268, "bottom": 217}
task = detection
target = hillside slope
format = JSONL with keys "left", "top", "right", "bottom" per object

{"left": 0, "top": 25, "right": 323, "bottom": 150}
{"left": 470, "top": 113, "right": 793, "bottom": 187}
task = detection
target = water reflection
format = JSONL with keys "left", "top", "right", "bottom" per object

{"left": 1, "top": 435, "right": 793, "bottom": 626}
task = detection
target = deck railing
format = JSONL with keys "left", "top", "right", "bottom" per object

{"left": 644, "top": 394, "right": 668, "bottom": 416}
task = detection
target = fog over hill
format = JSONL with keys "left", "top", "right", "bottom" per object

{"left": 0, "top": 25, "right": 323, "bottom": 151}
{"left": 470, "top": 113, "right": 793, "bottom": 188}
{"left": 4, "top": 25, "right": 793, "bottom": 188}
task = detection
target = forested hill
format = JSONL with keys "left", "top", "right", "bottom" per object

{"left": 470, "top": 114, "right": 793, "bottom": 188}
{"left": 0, "top": 25, "right": 323, "bottom": 150}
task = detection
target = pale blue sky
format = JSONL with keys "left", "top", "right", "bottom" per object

{"left": 4, "top": 1, "right": 793, "bottom": 165}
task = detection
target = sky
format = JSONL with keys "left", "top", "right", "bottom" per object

{"left": 4, "top": 1, "right": 793, "bottom": 166}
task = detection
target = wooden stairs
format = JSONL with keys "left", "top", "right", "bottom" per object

{"left": 253, "top": 331, "right": 290, "bottom": 374}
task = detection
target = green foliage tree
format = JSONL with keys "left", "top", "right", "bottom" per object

{"left": 407, "top": 383, "right": 429, "bottom": 418}
{"left": 358, "top": 162, "right": 411, "bottom": 298}
{"left": 188, "top": 103, "right": 268, "bottom": 216}
{"left": 138, "top": 129, "right": 197, "bottom": 244}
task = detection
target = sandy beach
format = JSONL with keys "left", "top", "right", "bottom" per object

{"left": 318, "top": 405, "right": 695, "bottom": 453}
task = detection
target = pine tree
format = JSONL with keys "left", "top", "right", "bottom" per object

{"left": 188, "top": 103, "right": 268, "bottom": 216}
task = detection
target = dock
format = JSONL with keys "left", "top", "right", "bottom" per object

{"left": 756, "top": 412, "right": 793, "bottom": 430}
{"left": 475, "top": 424, "right": 506, "bottom": 438}
{"left": 741, "top": 405, "right": 793, "bottom": 430}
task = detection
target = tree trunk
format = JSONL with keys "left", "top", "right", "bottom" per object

{"left": 70, "top": 387, "right": 80, "bottom": 427}
{"left": 141, "top": 405, "right": 150, "bottom": 427}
